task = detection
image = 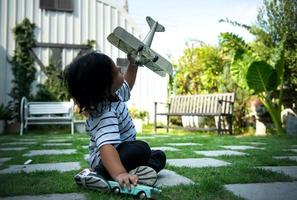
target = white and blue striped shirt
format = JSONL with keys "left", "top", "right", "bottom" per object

{"left": 86, "top": 81, "right": 136, "bottom": 169}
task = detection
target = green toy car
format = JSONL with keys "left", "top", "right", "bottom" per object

{"left": 108, "top": 181, "right": 161, "bottom": 200}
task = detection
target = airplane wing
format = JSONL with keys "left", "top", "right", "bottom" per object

{"left": 107, "top": 26, "right": 143, "bottom": 55}
{"left": 141, "top": 46, "right": 173, "bottom": 76}
{"left": 107, "top": 26, "right": 173, "bottom": 77}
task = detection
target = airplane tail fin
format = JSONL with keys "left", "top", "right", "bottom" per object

{"left": 146, "top": 16, "right": 165, "bottom": 32}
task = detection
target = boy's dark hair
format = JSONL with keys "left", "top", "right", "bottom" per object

{"left": 64, "top": 51, "right": 116, "bottom": 112}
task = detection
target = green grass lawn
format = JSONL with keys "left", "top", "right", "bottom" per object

{"left": 0, "top": 130, "right": 297, "bottom": 200}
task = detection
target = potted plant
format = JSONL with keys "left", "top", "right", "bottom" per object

{"left": 129, "top": 106, "right": 148, "bottom": 133}
{"left": 74, "top": 105, "right": 88, "bottom": 133}
{"left": 0, "top": 104, "right": 12, "bottom": 134}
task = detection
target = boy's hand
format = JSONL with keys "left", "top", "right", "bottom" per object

{"left": 115, "top": 172, "right": 138, "bottom": 190}
{"left": 127, "top": 51, "right": 137, "bottom": 67}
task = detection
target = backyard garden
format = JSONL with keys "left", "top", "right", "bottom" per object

{"left": 0, "top": 130, "right": 297, "bottom": 200}
{"left": 0, "top": 0, "right": 297, "bottom": 199}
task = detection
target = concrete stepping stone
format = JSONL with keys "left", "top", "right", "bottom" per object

{"left": 290, "top": 149, "right": 297, "bottom": 153}
{"left": 84, "top": 154, "right": 89, "bottom": 161}
{"left": 24, "top": 149, "right": 76, "bottom": 156}
{"left": 137, "top": 136, "right": 156, "bottom": 139}
{"left": 167, "top": 158, "right": 230, "bottom": 168}
{"left": 291, "top": 145, "right": 297, "bottom": 148}
{"left": 1, "top": 142, "right": 37, "bottom": 145}
{"left": 151, "top": 146, "right": 180, "bottom": 151}
{"left": 0, "top": 147, "right": 27, "bottom": 151}
{"left": 194, "top": 150, "right": 247, "bottom": 157}
{"left": 221, "top": 145, "right": 263, "bottom": 150}
{"left": 155, "top": 169, "right": 194, "bottom": 187}
{"left": 0, "top": 193, "right": 86, "bottom": 200}
{"left": 240, "top": 142, "right": 266, "bottom": 145}
{"left": 42, "top": 143, "right": 72, "bottom": 146}
{"left": 17, "top": 139, "right": 37, "bottom": 142}
{"left": 0, "top": 157, "right": 12, "bottom": 165}
{"left": 45, "top": 139, "right": 70, "bottom": 142}
{"left": 225, "top": 181, "right": 297, "bottom": 200}
{"left": 166, "top": 142, "right": 202, "bottom": 146}
{"left": 155, "top": 135, "right": 170, "bottom": 137}
{"left": 274, "top": 156, "right": 297, "bottom": 161}
{"left": 0, "top": 162, "right": 81, "bottom": 174}
{"left": 259, "top": 166, "right": 297, "bottom": 178}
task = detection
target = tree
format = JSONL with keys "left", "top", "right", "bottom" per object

{"left": 173, "top": 43, "right": 225, "bottom": 95}
{"left": 253, "top": 0, "right": 297, "bottom": 107}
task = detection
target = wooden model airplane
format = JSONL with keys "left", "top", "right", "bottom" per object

{"left": 107, "top": 16, "right": 173, "bottom": 77}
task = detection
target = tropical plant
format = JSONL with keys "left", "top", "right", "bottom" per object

{"left": 0, "top": 104, "right": 12, "bottom": 120}
{"left": 9, "top": 18, "right": 36, "bottom": 120}
{"left": 34, "top": 57, "right": 69, "bottom": 101}
{"left": 219, "top": 32, "right": 285, "bottom": 134}
{"left": 246, "top": 47, "right": 285, "bottom": 134}
{"left": 129, "top": 107, "right": 148, "bottom": 121}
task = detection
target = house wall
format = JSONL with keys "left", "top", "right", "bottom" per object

{"left": 0, "top": 0, "right": 169, "bottom": 123}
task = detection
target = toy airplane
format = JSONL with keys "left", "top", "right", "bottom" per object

{"left": 107, "top": 16, "right": 173, "bottom": 77}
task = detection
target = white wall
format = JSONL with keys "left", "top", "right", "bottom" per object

{"left": 0, "top": 0, "right": 169, "bottom": 123}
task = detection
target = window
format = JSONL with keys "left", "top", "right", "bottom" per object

{"left": 40, "top": 0, "right": 73, "bottom": 12}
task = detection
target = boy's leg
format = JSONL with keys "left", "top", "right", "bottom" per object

{"left": 94, "top": 140, "right": 152, "bottom": 180}
{"left": 116, "top": 140, "right": 152, "bottom": 170}
{"left": 147, "top": 150, "right": 166, "bottom": 173}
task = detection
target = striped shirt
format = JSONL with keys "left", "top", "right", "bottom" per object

{"left": 86, "top": 81, "right": 136, "bottom": 169}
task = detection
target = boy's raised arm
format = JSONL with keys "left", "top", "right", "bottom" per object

{"left": 124, "top": 53, "right": 138, "bottom": 91}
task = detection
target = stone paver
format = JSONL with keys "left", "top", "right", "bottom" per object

{"left": 240, "top": 142, "right": 266, "bottom": 145}
{"left": 84, "top": 154, "right": 89, "bottom": 161}
{"left": 1, "top": 142, "right": 37, "bottom": 145}
{"left": 136, "top": 136, "right": 156, "bottom": 139}
{"left": 0, "top": 157, "right": 12, "bottom": 165}
{"left": 42, "top": 143, "right": 72, "bottom": 146}
{"left": 0, "top": 162, "right": 80, "bottom": 174}
{"left": 194, "top": 150, "right": 247, "bottom": 157}
{"left": 155, "top": 135, "right": 170, "bottom": 137}
{"left": 17, "top": 139, "right": 37, "bottom": 142}
{"left": 155, "top": 169, "right": 194, "bottom": 187}
{"left": 45, "top": 139, "right": 70, "bottom": 142}
{"left": 291, "top": 145, "right": 297, "bottom": 148}
{"left": 290, "top": 149, "right": 297, "bottom": 153}
{"left": 167, "top": 158, "right": 230, "bottom": 168}
{"left": 225, "top": 181, "right": 297, "bottom": 200}
{"left": 151, "top": 146, "right": 180, "bottom": 151}
{"left": 221, "top": 145, "right": 263, "bottom": 150}
{"left": 274, "top": 156, "right": 297, "bottom": 161}
{"left": 166, "top": 142, "right": 202, "bottom": 146}
{"left": 0, "top": 147, "right": 27, "bottom": 151}
{"left": 260, "top": 166, "right": 297, "bottom": 178}
{"left": 24, "top": 149, "right": 76, "bottom": 156}
{"left": 0, "top": 193, "right": 86, "bottom": 200}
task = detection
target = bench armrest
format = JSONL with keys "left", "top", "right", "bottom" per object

{"left": 154, "top": 102, "right": 169, "bottom": 105}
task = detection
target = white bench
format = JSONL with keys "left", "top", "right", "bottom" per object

{"left": 154, "top": 93, "right": 235, "bottom": 135}
{"left": 20, "top": 97, "right": 74, "bottom": 136}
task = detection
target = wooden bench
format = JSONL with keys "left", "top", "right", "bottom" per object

{"left": 20, "top": 97, "right": 74, "bottom": 136}
{"left": 154, "top": 93, "right": 235, "bottom": 135}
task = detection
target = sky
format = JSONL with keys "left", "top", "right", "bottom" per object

{"left": 119, "top": 0, "right": 263, "bottom": 60}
